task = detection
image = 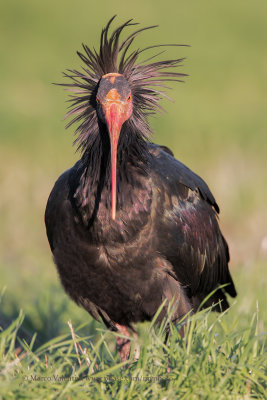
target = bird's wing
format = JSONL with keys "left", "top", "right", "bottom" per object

{"left": 45, "top": 164, "right": 121, "bottom": 327}
{"left": 149, "top": 144, "right": 236, "bottom": 305}
{"left": 45, "top": 168, "right": 72, "bottom": 253}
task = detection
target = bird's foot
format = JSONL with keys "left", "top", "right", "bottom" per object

{"left": 115, "top": 324, "right": 131, "bottom": 362}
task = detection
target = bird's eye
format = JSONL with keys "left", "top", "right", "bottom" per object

{"left": 127, "top": 95, "right": 131, "bottom": 102}
{"left": 96, "top": 97, "right": 100, "bottom": 104}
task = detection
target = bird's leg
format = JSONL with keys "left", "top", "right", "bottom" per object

{"left": 170, "top": 285, "right": 193, "bottom": 337}
{"left": 164, "top": 291, "right": 193, "bottom": 373}
{"left": 115, "top": 324, "right": 131, "bottom": 362}
{"left": 132, "top": 330, "right": 140, "bottom": 361}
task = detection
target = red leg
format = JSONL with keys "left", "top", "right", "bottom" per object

{"left": 115, "top": 324, "right": 131, "bottom": 362}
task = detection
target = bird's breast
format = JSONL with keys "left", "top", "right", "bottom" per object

{"left": 77, "top": 175, "right": 154, "bottom": 247}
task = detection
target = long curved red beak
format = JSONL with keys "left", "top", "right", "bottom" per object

{"left": 103, "top": 102, "right": 124, "bottom": 220}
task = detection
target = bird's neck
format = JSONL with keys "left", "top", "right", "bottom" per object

{"left": 73, "top": 123, "right": 150, "bottom": 226}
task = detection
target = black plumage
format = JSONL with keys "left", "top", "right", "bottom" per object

{"left": 45, "top": 17, "right": 236, "bottom": 359}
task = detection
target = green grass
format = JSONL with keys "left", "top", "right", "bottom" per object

{"left": 0, "top": 0, "right": 267, "bottom": 398}
{"left": 0, "top": 286, "right": 266, "bottom": 399}
{"left": 1, "top": 261, "right": 266, "bottom": 399}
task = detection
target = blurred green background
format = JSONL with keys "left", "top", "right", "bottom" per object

{"left": 0, "top": 0, "right": 266, "bottom": 341}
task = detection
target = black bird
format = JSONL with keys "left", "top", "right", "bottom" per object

{"left": 45, "top": 17, "right": 237, "bottom": 360}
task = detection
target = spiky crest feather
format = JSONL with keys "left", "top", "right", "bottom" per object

{"left": 59, "top": 16, "right": 188, "bottom": 152}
